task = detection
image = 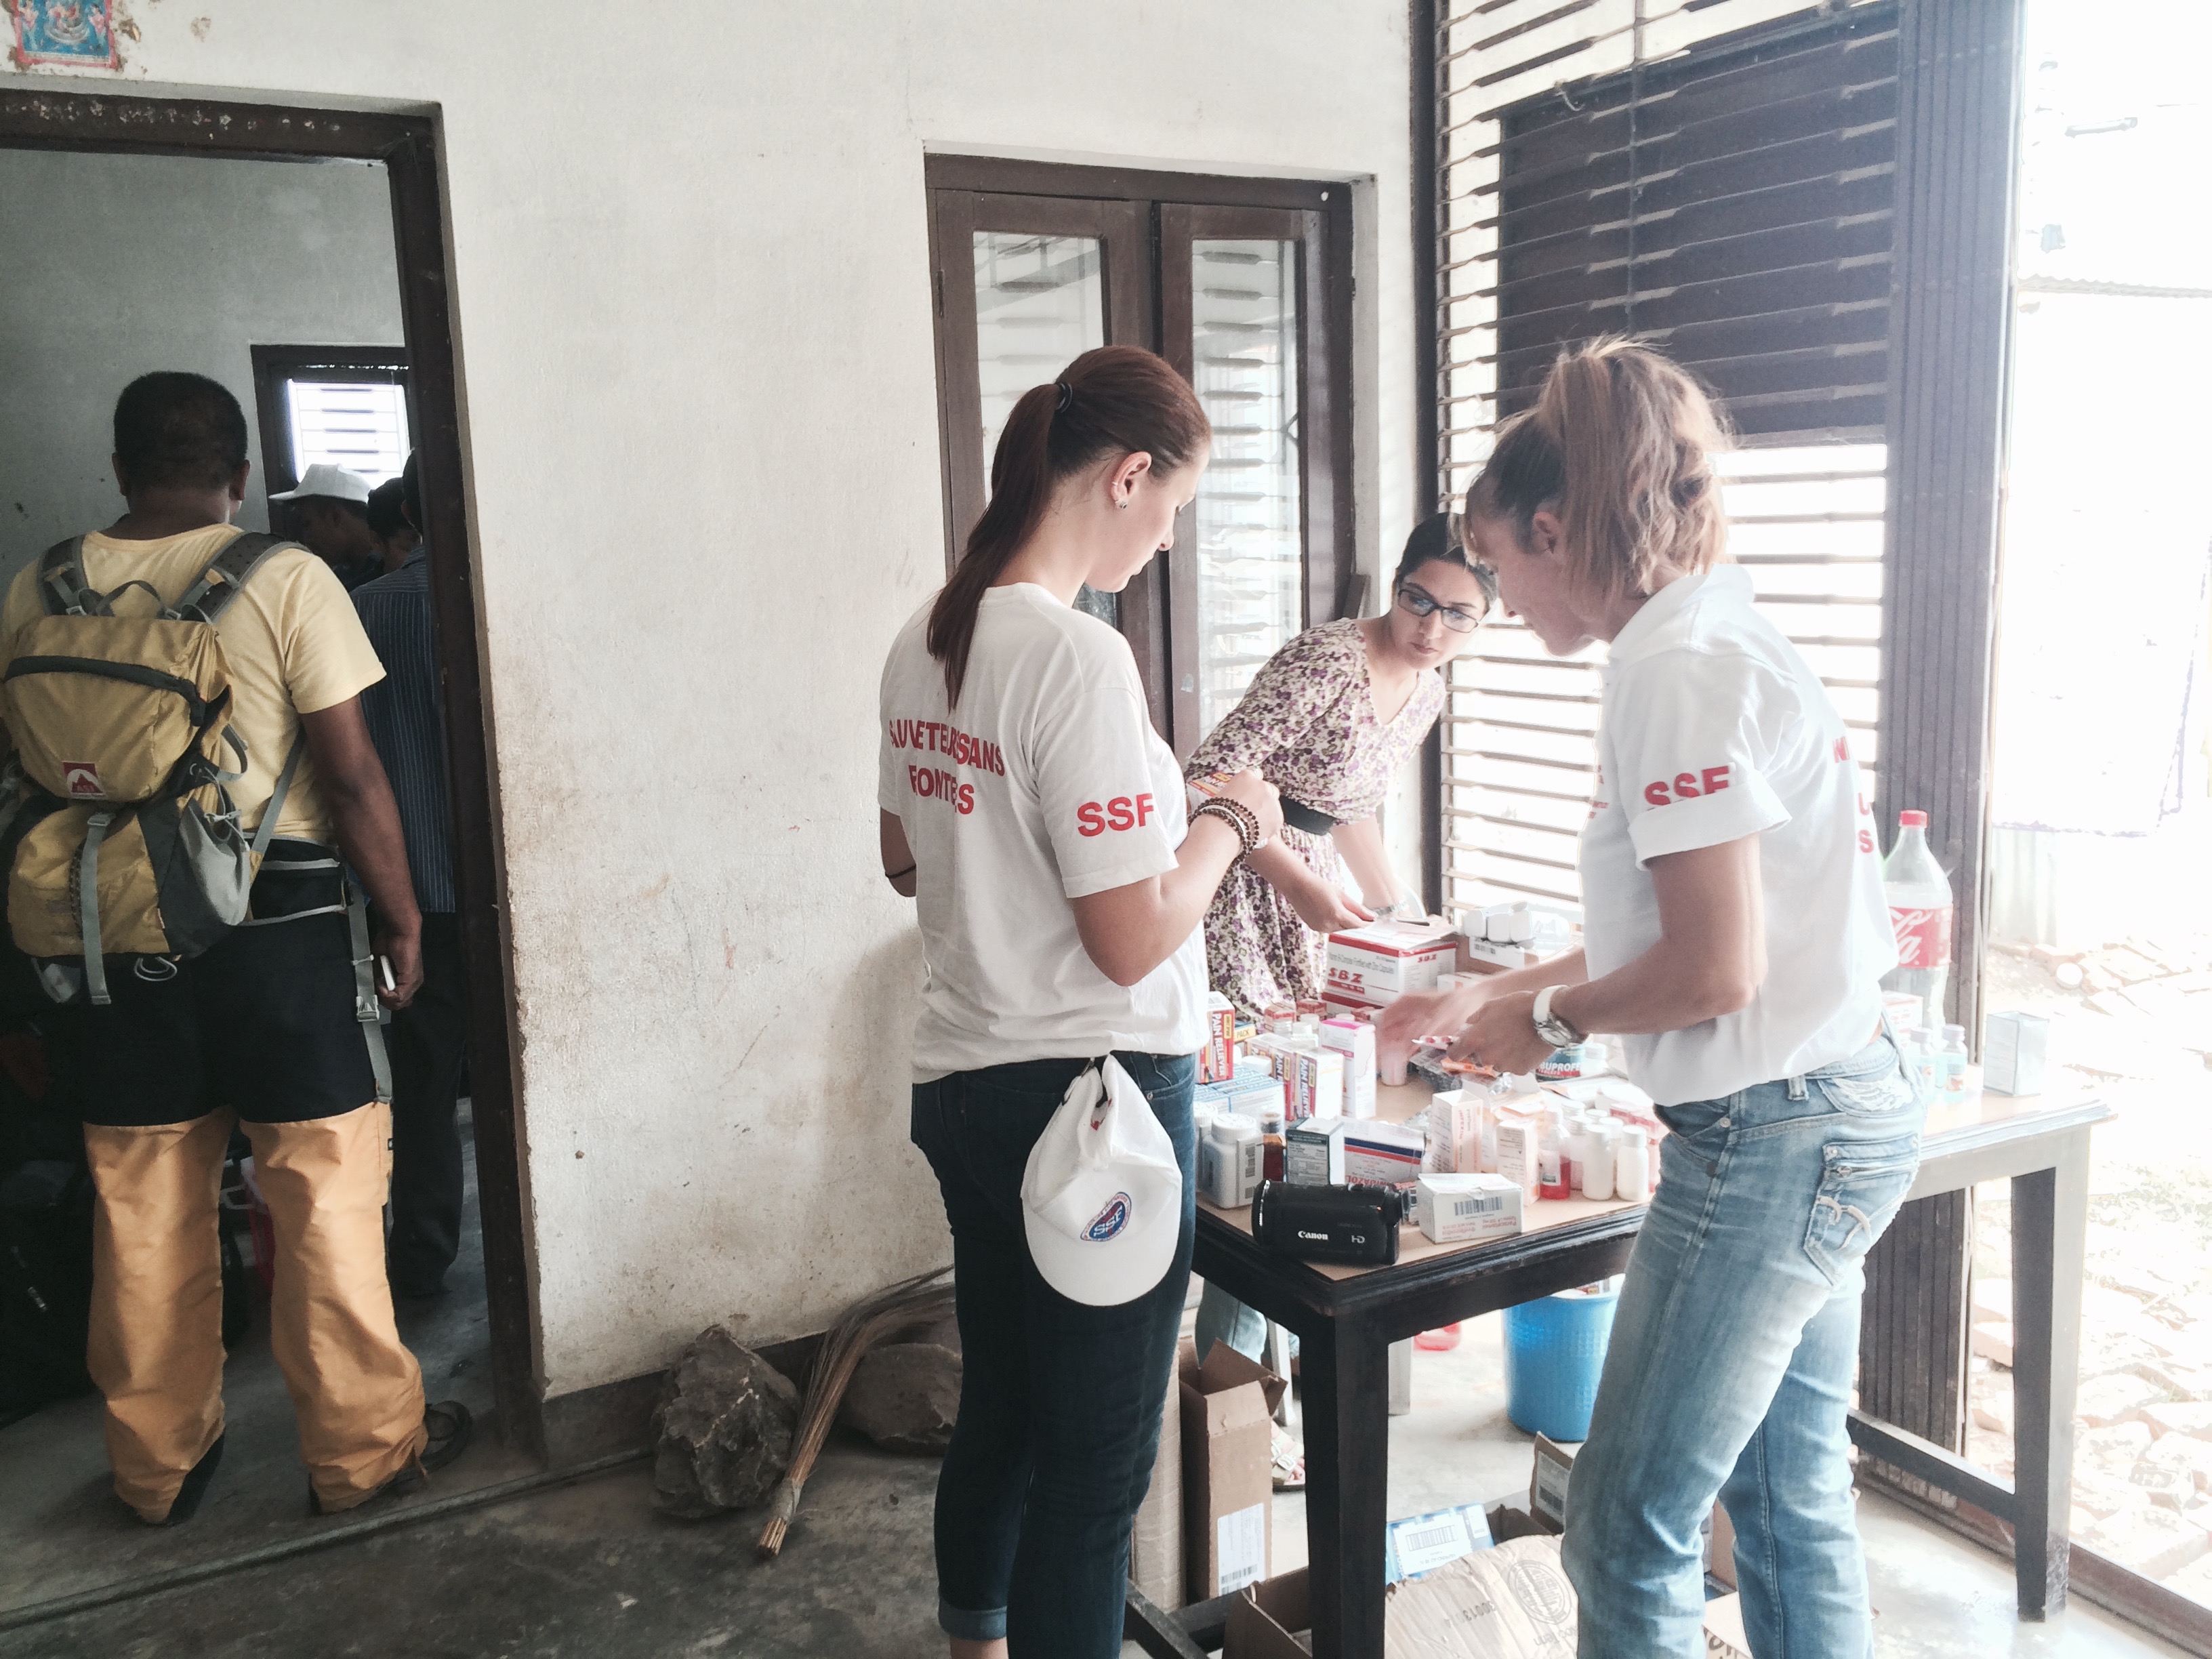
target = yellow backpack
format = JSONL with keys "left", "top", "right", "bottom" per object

{"left": 1, "top": 533, "right": 306, "bottom": 1006}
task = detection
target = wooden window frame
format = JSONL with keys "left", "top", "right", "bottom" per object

{"left": 248, "top": 343, "right": 412, "bottom": 497}
{"left": 0, "top": 87, "right": 539, "bottom": 1460}
{"left": 924, "top": 155, "right": 1355, "bottom": 758}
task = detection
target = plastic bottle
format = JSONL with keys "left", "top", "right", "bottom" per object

{"left": 1260, "top": 1107, "right": 1287, "bottom": 1184}
{"left": 1537, "top": 1121, "right": 1569, "bottom": 1202}
{"left": 1581, "top": 1124, "right": 1616, "bottom": 1202}
{"left": 1615, "top": 1127, "right": 1651, "bottom": 1200}
{"left": 1940, "top": 1024, "right": 1971, "bottom": 1105}
{"left": 1881, "top": 810, "right": 1954, "bottom": 1032}
{"left": 1907, "top": 1027, "right": 1939, "bottom": 1105}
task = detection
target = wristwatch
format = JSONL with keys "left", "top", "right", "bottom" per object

{"left": 1532, "top": 985, "right": 1584, "bottom": 1049}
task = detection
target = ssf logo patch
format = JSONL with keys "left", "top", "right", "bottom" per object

{"left": 1084, "top": 1192, "right": 1134, "bottom": 1243}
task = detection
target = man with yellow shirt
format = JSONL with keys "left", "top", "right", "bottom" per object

{"left": 0, "top": 373, "right": 469, "bottom": 1523}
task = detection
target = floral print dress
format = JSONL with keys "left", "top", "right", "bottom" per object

{"left": 1186, "top": 618, "right": 1446, "bottom": 1016}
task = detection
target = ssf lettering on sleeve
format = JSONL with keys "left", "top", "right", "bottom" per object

{"left": 1036, "top": 685, "right": 1179, "bottom": 899}
{"left": 1612, "top": 650, "right": 1793, "bottom": 866}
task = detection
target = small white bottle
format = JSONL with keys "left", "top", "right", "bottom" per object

{"left": 1615, "top": 1128, "right": 1651, "bottom": 1200}
{"left": 1581, "top": 1124, "right": 1616, "bottom": 1202}
{"left": 1940, "top": 1023, "right": 1971, "bottom": 1105}
{"left": 1908, "top": 1027, "right": 1938, "bottom": 1105}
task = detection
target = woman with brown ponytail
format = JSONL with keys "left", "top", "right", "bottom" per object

{"left": 1380, "top": 340, "right": 1912, "bottom": 1657}
{"left": 878, "top": 345, "right": 1282, "bottom": 1659}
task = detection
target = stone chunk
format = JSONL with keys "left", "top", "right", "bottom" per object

{"left": 838, "top": 1342, "right": 962, "bottom": 1454}
{"left": 651, "top": 1326, "right": 800, "bottom": 1519}
{"left": 2077, "top": 1371, "right": 2163, "bottom": 1428}
{"left": 2083, "top": 1506, "right": 2210, "bottom": 1580}
{"left": 2135, "top": 1401, "right": 2212, "bottom": 1441}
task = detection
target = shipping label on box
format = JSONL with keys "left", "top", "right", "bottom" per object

{"left": 1325, "top": 922, "right": 1457, "bottom": 1004}
{"left": 1415, "top": 1173, "right": 1523, "bottom": 1244}
{"left": 1341, "top": 1120, "right": 1425, "bottom": 1188}
{"left": 1384, "top": 1501, "right": 1496, "bottom": 1582}
{"left": 1530, "top": 1433, "right": 1576, "bottom": 1531}
{"left": 1180, "top": 1338, "right": 1286, "bottom": 1601}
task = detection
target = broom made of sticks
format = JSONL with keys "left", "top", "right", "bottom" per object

{"left": 757, "top": 1263, "right": 956, "bottom": 1559}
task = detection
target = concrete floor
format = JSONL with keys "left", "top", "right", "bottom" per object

{"left": 0, "top": 1225, "right": 2196, "bottom": 1655}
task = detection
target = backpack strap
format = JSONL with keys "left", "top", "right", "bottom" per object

{"left": 169, "top": 533, "right": 301, "bottom": 626}
{"left": 38, "top": 539, "right": 93, "bottom": 617}
{"left": 249, "top": 736, "right": 306, "bottom": 859}
{"left": 78, "top": 808, "right": 120, "bottom": 1006}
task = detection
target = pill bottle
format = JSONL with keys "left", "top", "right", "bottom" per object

{"left": 1616, "top": 1127, "right": 1651, "bottom": 1200}
{"left": 1940, "top": 1024, "right": 1970, "bottom": 1105}
{"left": 1259, "top": 1107, "right": 1287, "bottom": 1184}
{"left": 1581, "top": 1124, "right": 1616, "bottom": 1202}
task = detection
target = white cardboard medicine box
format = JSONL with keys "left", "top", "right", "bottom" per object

{"left": 1325, "top": 922, "right": 1457, "bottom": 1004}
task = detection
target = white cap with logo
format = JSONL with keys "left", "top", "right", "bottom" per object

{"left": 1021, "top": 1057, "right": 1184, "bottom": 1307}
{"left": 267, "top": 462, "right": 372, "bottom": 504}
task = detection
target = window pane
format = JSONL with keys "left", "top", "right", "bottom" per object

{"left": 972, "top": 232, "right": 1103, "bottom": 489}
{"left": 1190, "top": 239, "right": 1301, "bottom": 741}
{"left": 285, "top": 379, "right": 409, "bottom": 486}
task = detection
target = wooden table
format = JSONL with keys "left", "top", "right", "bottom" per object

{"left": 1123, "top": 1080, "right": 2108, "bottom": 1659}
{"left": 1843, "top": 1087, "right": 2111, "bottom": 1620}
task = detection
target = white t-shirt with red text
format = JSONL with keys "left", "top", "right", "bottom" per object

{"left": 878, "top": 584, "right": 1206, "bottom": 1082}
{"left": 1579, "top": 567, "right": 1896, "bottom": 1106}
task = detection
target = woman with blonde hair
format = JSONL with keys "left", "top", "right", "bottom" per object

{"left": 1380, "top": 340, "right": 1912, "bottom": 1658}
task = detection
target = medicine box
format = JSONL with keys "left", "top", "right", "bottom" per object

{"left": 1984, "top": 1010, "right": 2049, "bottom": 1097}
{"left": 1324, "top": 922, "right": 1457, "bottom": 1006}
{"left": 1284, "top": 1119, "right": 1346, "bottom": 1187}
{"left": 1318, "top": 1018, "right": 1376, "bottom": 1120}
{"left": 1286, "top": 1046, "right": 1343, "bottom": 1122}
{"left": 1414, "top": 1173, "right": 1523, "bottom": 1244}
{"left": 1199, "top": 992, "right": 1237, "bottom": 1084}
{"left": 1422, "top": 1094, "right": 1486, "bottom": 1176}
{"left": 1340, "top": 1120, "right": 1425, "bottom": 1189}
{"left": 1494, "top": 1119, "right": 1541, "bottom": 1199}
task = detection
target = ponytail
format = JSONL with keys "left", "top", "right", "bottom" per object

{"left": 928, "top": 344, "right": 1210, "bottom": 703}
{"left": 1465, "top": 338, "right": 1731, "bottom": 604}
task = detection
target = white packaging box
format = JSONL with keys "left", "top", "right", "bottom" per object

{"left": 1288, "top": 1046, "right": 1344, "bottom": 1122}
{"left": 1318, "top": 1018, "right": 1378, "bottom": 1119}
{"left": 1422, "top": 1094, "right": 1487, "bottom": 1176}
{"left": 1342, "top": 1120, "right": 1426, "bottom": 1188}
{"left": 1207, "top": 1119, "right": 1264, "bottom": 1207}
{"left": 1284, "top": 1119, "right": 1347, "bottom": 1186}
{"left": 1415, "top": 1173, "right": 1524, "bottom": 1244}
{"left": 1984, "top": 1010, "right": 2049, "bottom": 1097}
{"left": 1324, "top": 922, "right": 1458, "bottom": 1006}
{"left": 1495, "top": 1118, "right": 1542, "bottom": 1198}
{"left": 1216, "top": 1076, "right": 1287, "bottom": 1122}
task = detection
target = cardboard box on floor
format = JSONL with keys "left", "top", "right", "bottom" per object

{"left": 1181, "top": 1337, "right": 1288, "bottom": 1601}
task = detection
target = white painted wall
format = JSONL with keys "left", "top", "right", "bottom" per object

{"left": 0, "top": 148, "right": 402, "bottom": 583}
{"left": 9, "top": 1, "right": 1416, "bottom": 1399}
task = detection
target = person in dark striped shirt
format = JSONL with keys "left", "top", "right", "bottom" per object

{"left": 352, "top": 453, "right": 468, "bottom": 1299}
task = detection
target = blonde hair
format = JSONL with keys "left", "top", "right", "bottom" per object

{"left": 1463, "top": 339, "right": 1732, "bottom": 603}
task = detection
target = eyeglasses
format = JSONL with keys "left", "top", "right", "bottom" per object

{"left": 1396, "top": 581, "right": 1485, "bottom": 634}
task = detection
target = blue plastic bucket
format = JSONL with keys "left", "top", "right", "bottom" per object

{"left": 1503, "top": 1287, "right": 1620, "bottom": 1441}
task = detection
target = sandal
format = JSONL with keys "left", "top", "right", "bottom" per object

{"left": 1271, "top": 1426, "right": 1307, "bottom": 1492}
{"left": 309, "top": 1400, "right": 473, "bottom": 1515}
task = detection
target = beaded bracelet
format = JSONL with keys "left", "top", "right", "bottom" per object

{"left": 1191, "top": 796, "right": 1262, "bottom": 858}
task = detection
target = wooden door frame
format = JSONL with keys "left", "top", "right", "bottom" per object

{"left": 0, "top": 87, "right": 544, "bottom": 1459}
{"left": 923, "top": 153, "right": 1357, "bottom": 754}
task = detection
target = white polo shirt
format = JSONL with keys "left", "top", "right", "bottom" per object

{"left": 879, "top": 585, "right": 1206, "bottom": 1082}
{"left": 1580, "top": 567, "right": 1895, "bottom": 1106}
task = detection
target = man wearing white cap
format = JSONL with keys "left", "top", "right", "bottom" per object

{"left": 268, "top": 463, "right": 382, "bottom": 593}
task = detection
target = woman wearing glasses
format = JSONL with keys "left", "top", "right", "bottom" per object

{"left": 1185, "top": 514, "right": 1492, "bottom": 1017}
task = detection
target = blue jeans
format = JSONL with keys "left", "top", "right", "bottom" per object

{"left": 911, "top": 1052, "right": 1197, "bottom": 1659}
{"left": 1561, "top": 1031, "right": 1924, "bottom": 1658}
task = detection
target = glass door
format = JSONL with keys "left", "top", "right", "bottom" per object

{"left": 1161, "top": 203, "right": 1347, "bottom": 758}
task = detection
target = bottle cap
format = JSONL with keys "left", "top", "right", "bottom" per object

{"left": 1944, "top": 1023, "right": 1965, "bottom": 1042}
{"left": 1899, "top": 809, "right": 1929, "bottom": 828}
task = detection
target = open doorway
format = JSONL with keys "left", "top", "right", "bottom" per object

{"left": 0, "top": 93, "right": 533, "bottom": 1618}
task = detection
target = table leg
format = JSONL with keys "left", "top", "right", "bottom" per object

{"left": 2009, "top": 1137, "right": 2088, "bottom": 1620}
{"left": 1302, "top": 1316, "right": 1391, "bottom": 1659}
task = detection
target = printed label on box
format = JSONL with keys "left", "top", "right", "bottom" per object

{"left": 1391, "top": 1509, "right": 1476, "bottom": 1578}
{"left": 1217, "top": 1501, "right": 1267, "bottom": 1594}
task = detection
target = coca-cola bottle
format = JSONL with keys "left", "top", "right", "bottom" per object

{"left": 1881, "top": 809, "right": 1954, "bottom": 1031}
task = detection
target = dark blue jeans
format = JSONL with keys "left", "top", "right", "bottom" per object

{"left": 912, "top": 1052, "right": 1197, "bottom": 1658}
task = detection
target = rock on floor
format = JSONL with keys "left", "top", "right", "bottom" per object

{"left": 838, "top": 1343, "right": 961, "bottom": 1454}
{"left": 653, "top": 1326, "right": 801, "bottom": 1517}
